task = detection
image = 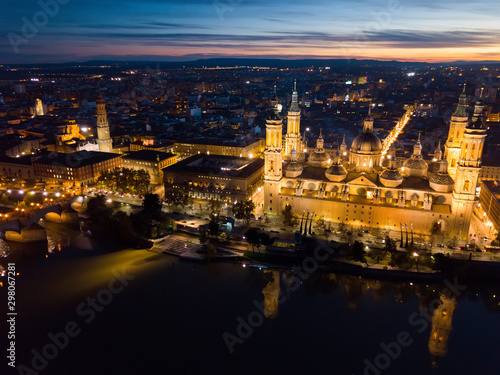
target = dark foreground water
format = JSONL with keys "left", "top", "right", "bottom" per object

{"left": 3, "top": 249, "right": 500, "bottom": 375}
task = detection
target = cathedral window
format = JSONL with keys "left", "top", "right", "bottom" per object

{"left": 464, "top": 180, "right": 471, "bottom": 192}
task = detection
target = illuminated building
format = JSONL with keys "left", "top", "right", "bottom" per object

{"left": 96, "top": 92, "right": 113, "bottom": 153}
{"left": 0, "top": 155, "right": 34, "bottom": 180}
{"left": 56, "top": 119, "right": 86, "bottom": 144}
{"left": 163, "top": 154, "right": 263, "bottom": 203}
{"left": 263, "top": 87, "right": 486, "bottom": 240}
{"left": 122, "top": 150, "right": 177, "bottom": 185}
{"left": 33, "top": 151, "right": 122, "bottom": 187}
{"left": 35, "top": 98, "right": 45, "bottom": 116}
{"left": 173, "top": 138, "right": 264, "bottom": 159}
{"left": 478, "top": 180, "right": 500, "bottom": 235}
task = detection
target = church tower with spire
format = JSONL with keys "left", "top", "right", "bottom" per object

{"left": 284, "top": 81, "right": 302, "bottom": 160}
{"left": 451, "top": 116, "right": 487, "bottom": 238}
{"left": 445, "top": 85, "right": 469, "bottom": 178}
{"left": 264, "top": 88, "right": 284, "bottom": 213}
{"left": 96, "top": 92, "right": 113, "bottom": 153}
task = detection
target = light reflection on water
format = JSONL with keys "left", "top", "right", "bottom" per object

{"left": 8, "top": 247, "right": 500, "bottom": 375}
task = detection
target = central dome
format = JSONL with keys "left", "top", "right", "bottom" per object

{"left": 351, "top": 132, "right": 383, "bottom": 153}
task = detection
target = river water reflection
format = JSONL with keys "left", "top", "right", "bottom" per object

{"left": 11, "top": 249, "right": 500, "bottom": 375}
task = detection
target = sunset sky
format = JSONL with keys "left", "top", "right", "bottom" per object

{"left": 1, "top": 0, "right": 500, "bottom": 63}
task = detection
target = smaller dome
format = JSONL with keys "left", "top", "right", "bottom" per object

{"left": 325, "top": 164, "right": 347, "bottom": 176}
{"left": 380, "top": 169, "right": 403, "bottom": 181}
{"left": 381, "top": 156, "right": 404, "bottom": 168}
{"left": 309, "top": 150, "right": 328, "bottom": 162}
{"left": 286, "top": 161, "right": 303, "bottom": 172}
{"left": 428, "top": 162, "right": 441, "bottom": 174}
{"left": 429, "top": 173, "right": 454, "bottom": 186}
{"left": 404, "top": 157, "right": 428, "bottom": 170}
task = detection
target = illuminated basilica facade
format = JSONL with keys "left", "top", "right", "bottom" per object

{"left": 263, "top": 87, "right": 486, "bottom": 240}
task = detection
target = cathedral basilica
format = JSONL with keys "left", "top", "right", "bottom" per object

{"left": 263, "top": 87, "right": 486, "bottom": 240}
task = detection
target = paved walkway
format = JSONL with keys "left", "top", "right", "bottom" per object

{"left": 149, "top": 235, "right": 201, "bottom": 255}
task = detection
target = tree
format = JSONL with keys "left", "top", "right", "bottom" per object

{"left": 259, "top": 232, "right": 274, "bottom": 247}
{"left": 244, "top": 228, "right": 274, "bottom": 253}
{"left": 338, "top": 222, "right": 347, "bottom": 233}
{"left": 245, "top": 228, "right": 261, "bottom": 253}
{"left": 164, "top": 190, "right": 188, "bottom": 210}
{"left": 447, "top": 236, "right": 459, "bottom": 249}
{"left": 86, "top": 195, "right": 112, "bottom": 218}
{"left": 208, "top": 219, "right": 220, "bottom": 238}
{"left": 142, "top": 193, "right": 162, "bottom": 213}
{"left": 233, "top": 199, "right": 255, "bottom": 224}
{"left": 23, "top": 178, "right": 36, "bottom": 188}
{"left": 199, "top": 231, "right": 208, "bottom": 244}
{"left": 371, "top": 227, "right": 382, "bottom": 240}
{"left": 384, "top": 236, "right": 397, "bottom": 254}
{"left": 389, "top": 252, "right": 412, "bottom": 269}
{"left": 315, "top": 216, "right": 328, "bottom": 237}
{"left": 282, "top": 205, "right": 299, "bottom": 226}
{"left": 0, "top": 193, "right": 10, "bottom": 205}
{"left": 97, "top": 167, "right": 150, "bottom": 194}
{"left": 352, "top": 240, "right": 367, "bottom": 263}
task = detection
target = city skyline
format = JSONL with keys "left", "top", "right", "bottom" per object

{"left": 2, "top": 0, "right": 500, "bottom": 64}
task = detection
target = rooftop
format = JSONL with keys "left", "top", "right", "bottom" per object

{"left": 34, "top": 151, "right": 120, "bottom": 168}
{"left": 482, "top": 180, "right": 500, "bottom": 200}
{"left": 163, "top": 154, "right": 264, "bottom": 179}
{"left": 122, "top": 150, "right": 176, "bottom": 162}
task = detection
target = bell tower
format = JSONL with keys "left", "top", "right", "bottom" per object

{"left": 96, "top": 91, "right": 113, "bottom": 153}
{"left": 451, "top": 117, "right": 486, "bottom": 239}
{"left": 445, "top": 86, "right": 469, "bottom": 178}
{"left": 284, "top": 81, "right": 301, "bottom": 160}
{"left": 264, "top": 88, "right": 283, "bottom": 213}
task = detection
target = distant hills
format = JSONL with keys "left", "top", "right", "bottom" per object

{"left": 4, "top": 57, "right": 500, "bottom": 69}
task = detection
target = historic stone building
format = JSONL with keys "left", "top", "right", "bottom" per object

{"left": 263, "top": 87, "right": 486, "bottom": 240}
{"left": 96, "top": 92, "right": 113, "bottom": 153}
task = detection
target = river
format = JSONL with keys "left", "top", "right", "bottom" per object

{"left": 4, "top": 247, "right": 500, "bottom": 375}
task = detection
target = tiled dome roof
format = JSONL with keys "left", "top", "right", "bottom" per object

{"left": 286, "top": 161, "right": 304, "bottom": 172}
{"left": 429, "top": 173, "right": 454, "bottom": 185}
{"left": 309, "top": 150, "right": 328, "bottom": 162}
{"left": 380, "top": 169, "right": 403, "bottom": 181}
{"left": 428, "top": 161, "right": 441, "bottom": 174}
{"left": 325, "top": 164, "right": 347, "bottom": 176}
{"left": 404, "top": 157, "right": 428, "bottom": 170}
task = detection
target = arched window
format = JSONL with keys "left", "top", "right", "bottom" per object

{"left": 471, "top": 144, "right": 476, "bottom": 159}
{"left": 464, "top": 180, "right": 471, "bottom": 192}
